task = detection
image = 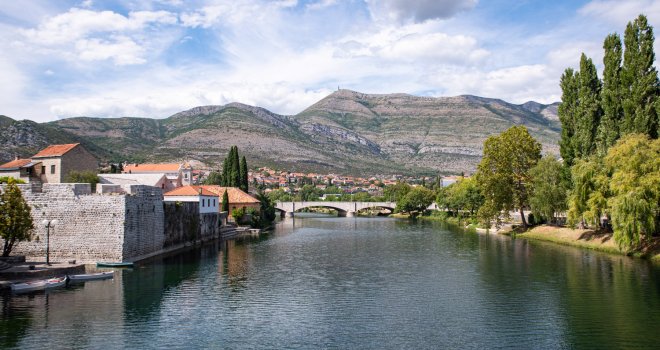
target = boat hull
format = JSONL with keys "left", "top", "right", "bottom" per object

{"left": 96, "top": 262, "right": 134, "bottom": 268}
{"left": 68, "top": 271, "right": 114, "bottom": 282}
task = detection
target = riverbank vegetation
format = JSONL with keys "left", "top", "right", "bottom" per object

{"left": 420, "top": 14, "right": 659, "bottom": 261}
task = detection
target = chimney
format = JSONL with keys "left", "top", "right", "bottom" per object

{"left": 14, "top": 155, "right": 19, "bottom": 161}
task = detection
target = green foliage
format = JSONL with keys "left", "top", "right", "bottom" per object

{"left": 297, "top": 184, "right": 322, "bottom": 201}
{"left": 621, "top": 15, "right": 659, "bottom": 138}
{"left": 529, "top": 156, "right": 570, "bottom": 224}
{"left": 567, "top": 156, "right": 609, "bottom": 228}
{"left": 239, "top": 156, "right": 248, "bottom": 192}
{"left": 352, "top": 191, "right": 372, "bottom": 202}
{"left": 384, "top": 182, "right": 411, "bottom": 202}
{"left": 575, "top": 54, "right": 603, "bottom": 158}
{"left": 0, "top": 177, "right": 26, "bottom": 184}
{"left": 558, "top": 67, "right": 579, "bottom": 167}
{"left": 436, "top": 177, "right": 483, "bottom": 217}
{"left": 204, "top": 171, "right": 223, "bottom": 185}
{"left": 0, "top": 178, "right": 34, "bottom": 257}
{"left": 65, "top": 170, "right": 99, "bottom": 191}
{"left": 231, "top": 207, "right": 246, "bottom": 221}
{"left": 396, "top": 186, "right": 435, "bottom": 216}
{"left": 221, "top": 190, "right": 229, "bottom": 212}
{"left": 252, "top": 191, "right": 277, "bottom": 229}
{"left": 605, "top": 134, "right": 660, "bottom": 250}
{"left": 268, "top": 189, "right": 292, "bottom": 202}
{"left": 476, "top": 126, "right": 541, "bottom": 228}
{"left": 598, "top": 33, "right": 624, "bottom": 153}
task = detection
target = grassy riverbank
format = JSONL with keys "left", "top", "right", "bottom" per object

{"left": 516, "top": 225, "right": 660, "bottom": 263}
{"left": 407, "top": 212, "right": 660, "bottom": 263}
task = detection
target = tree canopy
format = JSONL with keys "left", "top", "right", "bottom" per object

{"left": 476, "top": 125, "right": 541, "bottom": 228}
{"left": 0, "top": 179, "right": 34, "bottom": 257}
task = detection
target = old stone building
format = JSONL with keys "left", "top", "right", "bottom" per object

{"left": 0, "top": 143, "right": 97, "bottom": 184}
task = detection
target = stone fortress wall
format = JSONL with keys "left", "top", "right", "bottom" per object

{"left": 1, "top": 183, "right": 223, "bottom": 263}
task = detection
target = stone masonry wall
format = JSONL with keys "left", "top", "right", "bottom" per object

{"left": 2, "top": 183, "right": 222, "bottom": 263}
{"left": 6, "top": 183, "right": 126, "bottom": 263}
{"left": 122, "top": 186, "right": 165, "bottom": 260}
{"left": 163, "top": 202, "right": 220, "bottom": 248}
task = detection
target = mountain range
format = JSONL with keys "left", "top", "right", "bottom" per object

{"left": 0, "top": 89, "right": 560, "bottom": 176}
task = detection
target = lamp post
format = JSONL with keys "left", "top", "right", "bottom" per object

{"left": 41, "top": 219, "right": 59, "bottom": 266}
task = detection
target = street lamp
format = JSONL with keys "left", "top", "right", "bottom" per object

{"left": 42, "top": 219, "right": 59, "bottom": 266}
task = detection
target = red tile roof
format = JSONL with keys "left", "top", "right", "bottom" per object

{"left": 164, "top": 185, "right": 218, "bottom": 197}
{"left": 201, "top": 186, "right": 260, "bottom": 203}
{"left": 0, "top": 158, "right": 33, "bottom": 169}
{"left": 124, "top": 163, "right": 182, "bottom": 173}
{"left": 32, "top": 143, "right": 80, "bottom": 158}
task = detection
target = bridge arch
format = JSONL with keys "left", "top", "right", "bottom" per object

{"left": 275, "top": 201, "right": 398, "bottom": 218}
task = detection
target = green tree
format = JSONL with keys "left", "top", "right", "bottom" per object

{"left": 396, "top": 186, "right": 435, "bottom": 216}
{"left": 352, "top": 191, "right": 372, "bottom": 202}
{"left": 574, "top": 53, "right": 603, "bottom": 158}
{"left": 0, "top": 178, "right": 34, "bottom": 257}
{"left": 239, "top": 156, "right": 248, "bottom": 192}
{"left": 204, "top": 171, "right": 223, "bottom": 185}
{"left": 268, "top": 189, "right": 292, "bottom": 202}
{"left": 476, "top": 126, "right": 541, "bottom": 228}
{"left": 597, "top": 33, "right": 624, "bottom": 153}
{"left": 297, "top": 185, "right": 322, "bottom": 201}
{"left": 529, "top": 156, "right": 569, "bottom": 224}
{"left": 252, "top": 191, "right": 276, "bottom": 228}
{"left": 384, "top": 182, "right": 411, "bottom": 202}
{"left": 558, "top": 67, "right": 580, "bottom": 166}
{"left": 567, "top": 157, "right": 609, "bottom": 228}
{"left": 605, "top": 134, "right": 660, "bottom": 249}
{"left": 65, "top": 170, "right": 100, "bottom": 191}
{"left": 436, "top": 177, "right": 483, "bottom": 217}
{"left": 221, "top": 190, "right": 229, "bottom": 212}
{"left": 621, "top": 14, "right": 659, "bottom": 138}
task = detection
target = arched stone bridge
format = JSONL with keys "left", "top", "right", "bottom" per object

{"left": 275, "top": 201, "right": 397, "bottom": 217}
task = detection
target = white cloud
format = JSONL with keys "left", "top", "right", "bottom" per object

{"left": 367, "top": 0, "right": 477, "bottom": 23}
{"left": 75, "top": 36, "right": 147, "bottom": 65}
{"left": 579, "top": 0, "right": 660, "bottom": 26}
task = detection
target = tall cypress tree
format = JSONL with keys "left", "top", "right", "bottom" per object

{"left": 621, "top": 14, "right": 659, "bottom": 138}
{"left": 597, "top": 33, "right": 624, "bottom": 153}
{"left": 231, "top": 146, "right": 240, "bottom": 187}
{"left": 574, "top": 53, "right": 602, "bottom": 159}
{"left": 239, "top": 155, "right": 248, "bottom": 192}
{"left": 222, "top": 190, "right": 229, "bottom": 212}
{"left": 558, "top": 68, "right": 580, "bottom": 166}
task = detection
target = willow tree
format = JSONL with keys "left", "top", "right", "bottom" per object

{"left": 605, "top": 134, "right": 660, "bottom": 250}
{"left": 567, "top": 156, "right": 609, "bottom": 228}
{"left": 0, "top": 179, "right": 34, "bottom": 257}
{"left": 529, "top": 156, "right": 569, "bottom": 224}
{"left": 476, "top": 126, "right": 541, "bottom": 228}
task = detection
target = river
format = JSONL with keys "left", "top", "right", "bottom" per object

{"left": 2, "top": 214, "right": 659, "bottom": 349}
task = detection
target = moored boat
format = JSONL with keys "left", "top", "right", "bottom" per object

{"left": 45, "top": 276, "right": 68, "bottom": 289}
{"left": 11, "top": 276, "right": 68, "bottom": 293}
{"left": 96, "top": 262, "right": 134, "bottom": 268}
{"left": 11, "top": 280, "right": 47, "bottom": 293}
{"left": 68, "top": 271, "right": 114, "bottom": 282}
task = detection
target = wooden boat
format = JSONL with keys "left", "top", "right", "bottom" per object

{"left": 68, "top": 271, "right": 114, "bottom": 282}
{"left": 96, "top": 261, "right": 134, "bottom": 268}
{"left": 11, "top": 276, "right": 68, "bottom": 293}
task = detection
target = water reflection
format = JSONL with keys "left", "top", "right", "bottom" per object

{"left": 1, "top": 217, "right": 659, "bottom": 349}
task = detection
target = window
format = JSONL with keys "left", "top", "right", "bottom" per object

{"left": 50, "top": 165, "right": 55, "bottom": 174}
{"left": 41, "top": 165, "right": 45, "bottom": 174}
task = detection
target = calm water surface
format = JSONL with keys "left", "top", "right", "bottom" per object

{"left": 2, "top": 215, "right": 660, "bottom": 349}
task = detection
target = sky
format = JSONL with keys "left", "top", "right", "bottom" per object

{"left": 0, "top": 0, "right": 658, "bottom": 122}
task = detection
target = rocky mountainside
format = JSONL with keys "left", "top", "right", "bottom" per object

{"left": 0, "top": 90, "right": 561, "bottom": 175}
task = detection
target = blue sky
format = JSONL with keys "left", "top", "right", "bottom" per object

{"left": 0, "top": 0, "right": 658, "bottom": 122}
